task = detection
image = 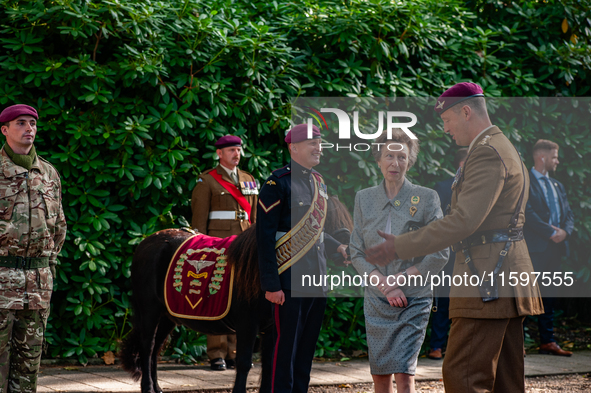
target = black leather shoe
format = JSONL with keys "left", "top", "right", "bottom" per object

{"left": 225, "top": 359, "right": 235, "bottom": 369}
{"left": 210, "top": 358, "right": 226, "bottom": 371}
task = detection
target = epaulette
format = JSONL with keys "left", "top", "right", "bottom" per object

{"left": 272, "top": 165, "right": 291, "bottom": 178}
{"left": 196, "top": 168, "right": 215, "bottom": 182}
{"left": 239, "top": 169, "right": 255, "bottom": 181}
{"left": 38, "top": 156, "right": 61, "bottom": 177}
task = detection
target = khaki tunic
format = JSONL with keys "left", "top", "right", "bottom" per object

{"left": 191, "top": 164, "right": 258, "bottom": 238}
{"left": 190, "top": 164, "right": 258, "bottom": 361}
{"left": 0, "top": 148, "right": 67, "bottom": 310}
{"left": 395, "top": 127, "right": 543, "bottom": 319}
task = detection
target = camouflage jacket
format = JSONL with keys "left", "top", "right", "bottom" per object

{"left": 0, "top": 148, "right": 67, "bottom": 309}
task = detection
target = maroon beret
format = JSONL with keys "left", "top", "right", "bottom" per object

{"left": 0, "top": 104, "right": 38, "bottom": 123}
{"left": 284, "top": 124, "right": 321, "bottom": 144}
{"left": 214, "top": 135, "right": 242, "bottom": 149}
{"left": 434, "top": 82, "right": 484, "bottom": 115}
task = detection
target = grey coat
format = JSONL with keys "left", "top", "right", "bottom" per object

{"left": 351, "top": 178, "right": 449, "bottom": 296}
{"left": 350, "top": 178, "right": 449, "bottom": 375}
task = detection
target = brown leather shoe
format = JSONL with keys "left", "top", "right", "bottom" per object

{"left": 427, "top": 348, "right": 443, "bottom": 360}
{"left": 538, "top": 342, "right": 572, "bottom": 357}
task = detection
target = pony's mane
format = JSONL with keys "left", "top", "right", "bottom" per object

{"left": 226, "top": 225, "right": 260, "bottom": 302}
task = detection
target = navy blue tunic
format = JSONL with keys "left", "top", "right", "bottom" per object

{"left": 256, "top": 160, "right": 339, "bottom": 295}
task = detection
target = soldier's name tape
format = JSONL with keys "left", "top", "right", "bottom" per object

{"left": 275, "top": 231, "right": 324, "bottom": 243}
{"left": 208, "top": 211, "right": 248, "bottom": 220}
{"left": 300, "top": 271, "right": 576, "bottom": 292}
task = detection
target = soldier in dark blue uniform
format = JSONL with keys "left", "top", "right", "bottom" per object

{"left": 257, "top": 124, "right": 347, "bottom": 393}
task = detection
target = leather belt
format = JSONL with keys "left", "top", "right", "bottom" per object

{"left": 276, "top": 231, "right": 324, "bottom": 243}
{"left": 209, "top": 211, "right": 248, "bottom": 221}
{"left": 0, "top": 256, "right": 50, "bottom": 269}
{"left": 452, "top": 228, "right": 523, "bottom": 252}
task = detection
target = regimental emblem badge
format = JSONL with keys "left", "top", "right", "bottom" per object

{"left": 436, "top": 100, "right": 445, "bottom": 110}
{"left": 411, "top": 196, "right": 420, "bottom": 205}
{"left": 394, "top": 200, "right": 401, "bottom": 207}
{"left": 266, "top": 180, "right": 276, "bottom": 186}
{"left": 479, "top": 135, "right": 491, "bottom": 146}
{"left": 409, "top": 206, "right": 417, "bottom": 217}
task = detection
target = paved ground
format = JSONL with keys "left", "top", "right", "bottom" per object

{"left": 37, "top": 351, "right": 591, "bottom": 392}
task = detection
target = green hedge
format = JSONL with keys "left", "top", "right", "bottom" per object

{"left": 0, "top": 0, "right": 589, "bottom": 362}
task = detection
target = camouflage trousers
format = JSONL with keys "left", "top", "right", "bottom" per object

{"left": 0, "top": 308, "right": 49, "bottom": 393}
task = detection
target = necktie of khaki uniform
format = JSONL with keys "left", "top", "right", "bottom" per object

{"left": 231, "top": 172, "right": 239, "bottom": 185}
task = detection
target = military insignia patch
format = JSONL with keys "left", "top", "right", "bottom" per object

{"left": 411, "top": 196, "right": 420, "bottom": 205}
{"left": 318, "top": 183, "right": 328, "bottom": 199}
{"left": 266, "top": 180, "right": 276, "bottom": 186}
{"left": 479, "top": 135, "right": 491, "bottom": 146}
{"left": 451, "top": 166, "right": 463, "bottom": 190}
{"left": 436, "top": 100, "right": 445, "bottom": 110}
{"left": 394, "top": 200, "right": 401, "bottom": 207}
{"left": 409, "top": 206, "right": 417, "bottom": 217}
{"left": 259, "top": 199, "right": 280, "bottom": 213}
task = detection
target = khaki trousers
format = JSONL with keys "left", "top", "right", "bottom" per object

{"left": 206, "top": 334, "right": 236, "bottom": 360}
{"left": 442, "top": 316, "right": 525, "bottom": 393}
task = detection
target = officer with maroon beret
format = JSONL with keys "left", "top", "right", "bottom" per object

{"left": 257, "top": 124, "right": 347, "bottom": 393}
{"left": 191, "top": 135, "right": 258, "bottom": 370}
{"left": 364, "top": 82, "right": 543, "bottom": 392}
{"left": 0, "top": 104, "right": 67, "bottom": 392}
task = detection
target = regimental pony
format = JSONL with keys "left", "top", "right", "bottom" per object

{"left": 119, "top": 196, "right": 352, "bottom": 393}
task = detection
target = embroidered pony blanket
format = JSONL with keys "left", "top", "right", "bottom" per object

{"left": 164, "top": 234, "right": 236, "bottom": 320}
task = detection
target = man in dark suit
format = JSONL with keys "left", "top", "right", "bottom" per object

{"left": 427, "top": 148, "right": 468, "bottom": 360}
{"left": 524, "top": 139, "right": 574, "bottom": 356}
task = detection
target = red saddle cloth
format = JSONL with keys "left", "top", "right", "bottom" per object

{"left": 164, "top": 234, "right": 236, "bottom": 320}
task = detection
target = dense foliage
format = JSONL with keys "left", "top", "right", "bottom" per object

{"left": 0, "top": 0, "right": 589, "bottom": 363}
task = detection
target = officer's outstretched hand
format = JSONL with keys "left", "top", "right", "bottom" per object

{"left": 365, "top": 230, "right": 398, "bottom": 266}
{"left": 266, "top": 290, "right": 285, "bottom": 305}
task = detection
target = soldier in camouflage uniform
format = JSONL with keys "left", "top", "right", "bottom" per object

{"left": 0, "top": 104, "right": 67, "bottom": 393}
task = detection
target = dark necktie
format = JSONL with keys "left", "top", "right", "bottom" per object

{"left": 541, "top": 177, "right": 559, "bottom": 226}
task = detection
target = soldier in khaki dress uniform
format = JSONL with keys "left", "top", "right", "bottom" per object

{"left": 365, "top": 83, "right": 543, "bottom": 393}
{"left": 190, "top": 135, "right": 258, "bottom": 370}
{"left": 0, "top": 104, "right": 67, "bottom": 393}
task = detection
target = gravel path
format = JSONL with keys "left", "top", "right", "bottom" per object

{"left": 307, "top": 374, "right": 591, "bottom": 393}
{"left": 185, "top": 374, "right": 591, "bottom": 393}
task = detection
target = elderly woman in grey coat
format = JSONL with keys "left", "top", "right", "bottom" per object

{"left": 350, "top": 129, "right": 449, "bottom": 393}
